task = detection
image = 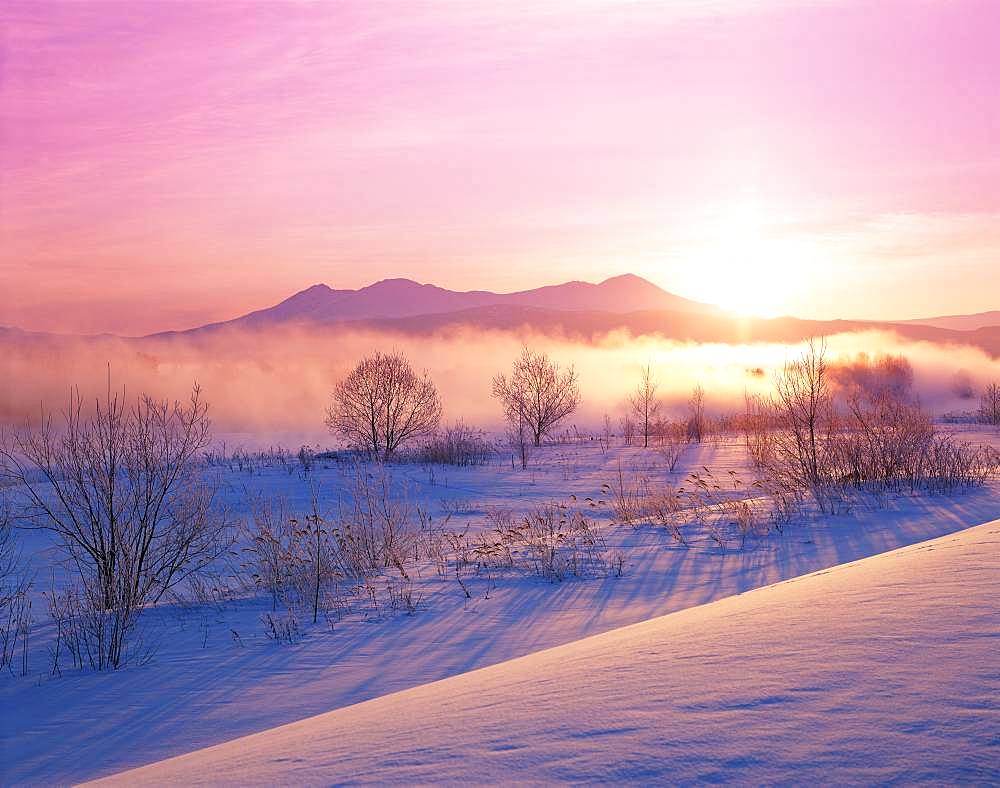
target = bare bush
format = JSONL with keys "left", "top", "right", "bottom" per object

{"left": 241, "top": 494, "right": 295, "bottom": 611}
{"left": 0, "top": 501, "right": 32, "bottom": 673}
{"left": 644, "top": 487, "right": 688, "bottom": 546}
{"left": 45, "top": 582, "right": 153, "bottom": 672}
{"left": 290, "top": 501, "right": 340, "bottom": 625}
{"left": 771, "top": 338, "right": 832, "bottom": 493}
{"left": 493, "top": 347, "right": 580, "bottom": 447}
{"left": 327, "top": 350, "right": 442, "bottom": 458}
{"left": 620, "top": 413, "right": 636, "bottom": 447}
{"left": 657, "top": 420, "right": 687, "bottom": 472}
{"left": 764, "top": 341, "right": 994, "bottom": 502}
{"left": 417, "top": 421, "right": 494, "bottom": 466}
{"left": 742, "top": 392, "right": 773, "bottom": 468}
{"left": 1, "top": 382, "right": 230, "bottom": 670}
{"left": 333, "top": 463, "right": 419, "bottom": 580}
{"left": 602, "top": 462, "right": 646, "bottom": 526}
{"left": 981, "top": 382, "right": 1000, "bottom": 426}
{"left": 520, "top": 502, "right": 607, "bottom": 582}
{"left": 686, "top": 384, "right": 707, "bottom": 443}
{"left": 262, "top": 610, "right": 300, "bottom": 644}
{"left": 831, "top": 387, "right": 935, "bottom": 492}
{"left": 829, "top": 351, "right": 914, "bottom": 400}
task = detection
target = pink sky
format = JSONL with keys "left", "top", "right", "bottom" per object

{"left": 2, "top": 0, "right": 999, "bottom": 335}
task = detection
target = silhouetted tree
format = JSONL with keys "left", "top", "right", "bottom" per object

{"left": 1, "top": 382, "right": 228, "bottom": 669}
{"left": 980, "top": 382, "right": 1000, "bottom": 425}
{"left": 327, "top": 351, "right": 442, "bottom": 457}
{"left": 686, "top": 384, "right": 706, "bottom": 443}
{"left": 628, "top": 364, "right": 660, "bottom": 448}
{"left": 492, "top": 347, "right": 580, "bottom": 447}
{"left": 771, "top": 338, "right": 831, "bottom": 486}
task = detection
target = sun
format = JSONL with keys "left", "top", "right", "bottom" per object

{"left": 686, "top": 195, "right": 809, "bottom": 318}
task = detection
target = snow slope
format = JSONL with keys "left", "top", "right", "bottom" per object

{"left": 94, "top": 520, "right": 1000, "bottom": 786}
{"left": 2, "top": 438, "right": 1000, "bottom": 784}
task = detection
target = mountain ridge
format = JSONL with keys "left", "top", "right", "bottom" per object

{"left": 150, "top": 274, "right": 720, "bottom": 337}
{"left": 898, "top": 310, "right": 1000, "bottom": 331}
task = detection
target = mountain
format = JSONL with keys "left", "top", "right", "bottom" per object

{"left": 900, "top": 310, "right": 1000, "bottom": 331}
{"left": 154, "top": 274, "right": 719, "bottom": 336}
{"left": 5, "top": 270, "right": 998, "bottom": 357}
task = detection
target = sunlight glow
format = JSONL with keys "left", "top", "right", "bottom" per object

{"left": 684, "top": 194, "right": 814, "bottom": 317}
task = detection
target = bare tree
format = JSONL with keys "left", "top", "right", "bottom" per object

{"left": 980, "top": 382, "right": 1000, "bottom": 426}
{"left": 492, "top": 347, "right": 580, "bottom": 447}
{"left": 628, "top": 364, "right": 660, "bottom": 448}
{"left": 620, "top": 413, "right": 636, "bottom": 447}
{"left": 507, "top": 416, "right": 532, "bottom": 469}
{"left": 0, "top": 382, "right": 229, "bottom": 669}
{"left": 327, "top": 351, "right": 442, "bottom": 458}
{"left": 686, "top": 384, "right": 706, "bottom": 443}
{"left": 0, "top": 499, "right": 32, "bottom": 673}
{"left": 771, "top": 338, "right": 831, "bottom": 488}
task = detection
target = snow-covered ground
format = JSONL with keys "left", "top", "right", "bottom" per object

{"left": 92, "top": 519, "right": 1000, "bottom": 786}
{"left": 2, "top": 432, "right": 999, "bottom": 784}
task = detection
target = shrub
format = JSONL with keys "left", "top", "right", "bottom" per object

{"left": 417, "top": 421, "right": 494, "bottom": 466}
{"left": 1, "top": 382, "right": 231, "bottom": 670}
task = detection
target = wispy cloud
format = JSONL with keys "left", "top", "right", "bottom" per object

{"left": 2, "top": 0, "right": 998, "bottom": 333}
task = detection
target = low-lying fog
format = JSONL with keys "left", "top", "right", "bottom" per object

{"left": 2, "top": 326, "right": 997, "bottom": 448}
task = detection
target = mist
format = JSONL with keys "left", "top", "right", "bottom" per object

{"left": 2, "top": 326, "right": 997, "bottom": 448}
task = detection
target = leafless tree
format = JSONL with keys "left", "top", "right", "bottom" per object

{"left": 0, "top": 382, "right": 229, "bottom": 669}
{"left": 742, "top": 391, "right": 773, "bottom": 468}
{"left": 492, "top": 347, "right": 580, "bottom": 447}
{"left": 771, "top": 338, "right": 832, "bottom": 488}
{"left": 327, "top": 351, "right": 442, "bottom": 458}
{"left": 619, "top": 413, "right": 636, "bottom": 447}
{"left": 980, "top": 382, "right": 1000, "bottom": 426}
{"left": 507, "top": 416, "right": 532, "bottom": 469}
{"left": 0, "top": 499, "right": 32, "bottom": 673}
{"left": 686, "top": 384, "right": 706, "bottom": 443}
{"left": 628, "top": 364, "right": 660, "bottom": 448}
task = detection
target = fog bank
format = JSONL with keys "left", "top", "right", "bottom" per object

{"left": 2, "top": 326, "right": 997, "bottom": 447}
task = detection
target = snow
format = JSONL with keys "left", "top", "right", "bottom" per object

{"left": 1, "top": 433, "right": 999, "bottom": 784}
{"left": 90, "top": 520, "right": 1000, "bottom": 786}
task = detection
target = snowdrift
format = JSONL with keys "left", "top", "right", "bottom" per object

{"left": 92, "top": 520, "right": 1000, "bottom": 785}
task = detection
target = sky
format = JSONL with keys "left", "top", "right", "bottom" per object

{"left": 1, "top": 0, "right": 999, "bottom": 335}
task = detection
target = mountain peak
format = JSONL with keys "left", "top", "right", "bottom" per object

{"left": 600, "top": 273, "right": 646, "bottom": 284}
{"left": 598, "top": 273, "right": 661, "bottom": 290}
{"left": 169, "top": 274, "right": 718, "bottom": 335}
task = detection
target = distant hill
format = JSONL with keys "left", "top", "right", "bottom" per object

{"left": 899, "top": 310, "right": 1000, "bottom": 331}
{"left": 3, "top": 274, "right": 998, "bottom": 358}
{"left": 150, "top": 274, "right": 720, "bottom": 336}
